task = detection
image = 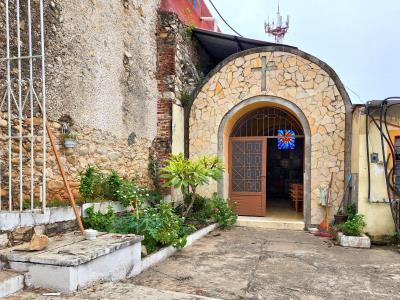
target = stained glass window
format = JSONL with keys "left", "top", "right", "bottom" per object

{"left": 277, "top": 130, "right": 295, "bottom": 150}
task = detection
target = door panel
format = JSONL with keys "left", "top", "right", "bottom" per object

{"left": 229, "top": 138, "right": 266, "bottom": 216}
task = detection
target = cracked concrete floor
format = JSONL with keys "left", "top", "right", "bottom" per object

{"left": 8, "top": 227, "right": 400, "bottom": 299}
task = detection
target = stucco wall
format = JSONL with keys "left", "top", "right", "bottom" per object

{"left": 188, "top": 49, "right": 350, "bottom": 224}
{"left": 45, "top": 0, "right": 160, "bottom": 140}
{"left": 352, "top": 106, "right": 398, "bottom": 237}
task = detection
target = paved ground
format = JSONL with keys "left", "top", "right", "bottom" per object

{"left": 8, "top": 227, "right": 400, "bottom": 299}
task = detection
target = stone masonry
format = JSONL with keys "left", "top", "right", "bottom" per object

{"left": 189, "top": 50, "right": 348, "bottom": 224}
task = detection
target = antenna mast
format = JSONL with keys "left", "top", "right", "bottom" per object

{"left": 264, "top": 0, "right": 290, "bottom": 43}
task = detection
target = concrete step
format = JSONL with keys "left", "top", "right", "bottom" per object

{"left": 0, "top": 270, "right": 25, "bottom": 298}
{"left": 235, "top": 216, "right": 305, "bottom": 231}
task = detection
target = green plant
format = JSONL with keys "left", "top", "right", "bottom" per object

{"left": 161, "top": 153, "right": 224, "bottom": 217}
{"left": 180, "top": 91, "right": 191, "bottom": 108}
{"left": 346, "top": 203, "right": 357, "bottom": 220}
{"left": 78, "top": 165, "right": 105, "bottom": 200}
{"left": 104, "top": 171, "right": 123, "bottom": 201}
{"left": 60, "top": 131, "right": 78, "bottom": 142}
{"left": 148, "top": 150, "right": 160, "bottom": 192}
{"left": 338, "top": 214, "right": 366, "bottom": 236}
{"left": 210, "top": 195, "right": 237, "bottom": 229}
{"left": 83, "top": 205, "right": 115, "bottom": 232}
{"left": 112, "top": 201, "right": 189, "bottom": 253}
{"left": 184, "top": 24, "right": 196, "bottom": 40}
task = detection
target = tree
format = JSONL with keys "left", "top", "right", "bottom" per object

{"left": 161, "top": 154, "right": 224, "bottom": 217}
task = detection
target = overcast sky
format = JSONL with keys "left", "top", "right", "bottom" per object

{"left": 204, "top": 0, "right": 400, "bottom": 104}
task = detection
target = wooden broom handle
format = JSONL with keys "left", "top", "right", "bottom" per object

{"left": 44, "top": 119, "right": 85, "bottom": 234}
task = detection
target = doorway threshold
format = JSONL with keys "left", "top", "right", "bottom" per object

{"left": 235, "top": 216, "right": 305, "bottom": 231}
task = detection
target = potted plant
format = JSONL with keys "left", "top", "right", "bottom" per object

{"left": 336, "top": 214, "right": 370, "bottom": 248}
{"left": 61, "top": 132, "right": 78, "bottom": 148}
{"left": 334, "top": 209, "right": 348, "bottom": 225}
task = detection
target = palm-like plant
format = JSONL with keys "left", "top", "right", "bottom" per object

{"left": 161, "top": 154, "right": 224, "bottom": 217}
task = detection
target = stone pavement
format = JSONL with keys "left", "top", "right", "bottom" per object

{"left": 7, "top": 227, "right": 400, "bottom": 299}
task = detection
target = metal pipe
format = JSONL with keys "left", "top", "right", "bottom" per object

{"left": 16, "top": 0, "right": 24, "bottom": 211}
{"left": 365, "top": 106, "right": 371, "bottom": 199}
{"left": 39, "top": 0, "right": 47, "bottom": 210}
{"left": 27, "top": 0, "right": 35, "bottom": 210}
{"left": 5, "top": 0, "right": 12, "bottom": 211}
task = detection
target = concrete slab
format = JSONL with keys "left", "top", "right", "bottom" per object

{"left": 0, "top": 270, "right": 24, "bottom": 298}
{"left": 1, "top": 232, "right": 143, "bottom": 292}
{"left": 236, "top": 216, "right": 305, "bottom": 230}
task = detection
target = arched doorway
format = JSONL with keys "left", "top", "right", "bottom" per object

{"left": 228, "top": 106, "right": 305, "bottom": 219}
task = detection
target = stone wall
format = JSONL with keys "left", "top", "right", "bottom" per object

{"left": 188, "top": 49, "right": 350, "bottom": 224}
{"left": 0, "top": 0, "right": 162, "bottom": 202}
{"left": 154, "top": 11, "right": 209, "bottom": 191}
{"left": 0, "top": 112, "right": 150, "bottom": 203}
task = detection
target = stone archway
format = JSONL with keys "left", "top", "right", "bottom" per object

{"left": 186, "top": 46, "right": 351, "bottom": 226}
{"left": 217, "top": 96, "right": 312, "bottom": 224}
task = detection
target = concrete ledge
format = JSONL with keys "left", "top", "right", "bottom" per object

{"left": 338, "top": 232, "right": 371, "bottom": 248}
{"left": 0, "top": 201, "right": 128, "bottom": 231}
{"left": 2, "top": 233, "right": 143, "bottom": 292}
{"left": 130, "top": 223, "right": 219, "bottom": 277}
{"left": 236, "top": 216, "right": 305, "bottom": 231}
{"left": 0, "top": 270, "right": 24, "bottom": 298}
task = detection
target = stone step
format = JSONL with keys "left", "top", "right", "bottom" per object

{"left": 0, "top": 270, "right": 25, "bottom": 298}
{"left": 235, "top": 216, "right": 305, "bottom": 231}
{"left": 0, "top": 232, "right": 143, "bottom": 292}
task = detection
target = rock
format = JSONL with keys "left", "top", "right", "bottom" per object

{"left": 79, "top": 146, "right": 89, "bottom": 156}
{"left": 28, "top": 234, "right": 49, "bottom": 251}
{"left": 141, "top": 245, "right": 148, "bottom": 256}
{"left": 0, "top": 119, "right": 7, "bottom": 127}
{"left": 107, "top": 151, "right": 120, "bottom": 161}
{"left": 0, "top": 233, "right": 9, "bottom": 248}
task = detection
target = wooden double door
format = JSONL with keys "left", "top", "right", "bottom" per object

{"left": 229, "top": 137, "right": 267, "bottom": 217}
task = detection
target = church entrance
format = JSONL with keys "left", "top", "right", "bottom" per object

{"left": 229, "top": 106, "right": 304, "bottom": 219}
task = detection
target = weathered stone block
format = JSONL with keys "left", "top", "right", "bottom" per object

{"left": 337, "top": 232, "right": 371, "bottom": 248}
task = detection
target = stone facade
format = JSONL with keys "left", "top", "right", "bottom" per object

{"left": 0, "top": 112, "right": 150, "bottom": 203}
{"left": 188, "top": 49, "right": 350, "bottom": 224}
{"left": 154, "top": 11, "right": 209, "bottom": 190}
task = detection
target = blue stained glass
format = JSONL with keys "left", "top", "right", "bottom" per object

{"left": 277, "top": 130, "right": 295, "bottom": 150}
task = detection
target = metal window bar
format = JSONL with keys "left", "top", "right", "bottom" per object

{"left": 1, "top": 0, "right": 47, "bottom": 212}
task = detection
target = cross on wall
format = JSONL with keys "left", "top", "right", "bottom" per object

{"left": 251, "top": 56, "right": 277, "bottom": 91}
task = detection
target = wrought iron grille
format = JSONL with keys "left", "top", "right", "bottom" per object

{"left": 231, "top": 140, "right": 263, "bottom": 193}
{"left": 230, "top": 107, "right": 304, "bottom": 137}
{"left": 0, "top": 0, "right": 47, "bottom": 211}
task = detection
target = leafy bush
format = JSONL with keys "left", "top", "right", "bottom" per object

{"left": 104, "top": 171, "right": 123, "bottom": 201}
{"left": 210, "top": 195, "right": 238, "bottom": 229}
{"left": 338, "top": 214, "right": 366, "bottom": 236}
{"left": 83, "top": 205, "right": 115, "bottom": 232}
{"left": 161, "top": 153, "right": 224, "bottom": 217}
{"left": 112, "top": 201, "right": 190, "bottom": 253}
{"left": 78, "top": 166, "right": 105, "bottom": 200}
{"left": 346, "top": 203, "right": 357, "bottom": 220}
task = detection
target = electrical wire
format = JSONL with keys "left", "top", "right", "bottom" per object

{"left": 208, "top": 0, "right": 243, "bottom": 37}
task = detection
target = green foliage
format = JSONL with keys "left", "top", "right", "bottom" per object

{"left": 83, "top": 205, "right": 115, "bottom": 232}
{"left": 346, "top": 203, "right": 357, "bottom": 220}
{"left": 184, "top": 24, "right": 196, "bottom": 40}
{"left": 210, "top": 195, "right": 238, "bottom": 229}
{"left": 78, "top": 166, "right": 105, "bottom": 200}
{"left": 185, "top": 194, "right": 237, "bottom": 229}
{"left": 60, "top": 131, "right": 78, "bottom": 142}
{"left": 338, "top": 214, "right": 366, "bottom": 236}
{"left": 104, "top": 171, "right": 123, "bottom": 201}
{"left": 148, "top": 150, "right": 161, "bottom": 192}
{"left": 180, "top": 91, "right": 191, "bottom": 108}
{"left": 112, "top": 202, "right": 189, "bottom": 253}
{"left": 161, "top": 153, "right": 224, "bottom": 217}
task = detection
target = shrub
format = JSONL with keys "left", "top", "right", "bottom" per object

{"left": 78, "top": 165, "right": 105, "bottom": 200}
{"left": 161, "top": 153, "right": 224, "bottom": 217}
{"left": 112, "top": 201, "right": 190, "bottom": 253}
{"left": 346, "top": 203, "right": 357, "bottom": 220}
{"left": 210, "top": 195, "right": 238, "bottom": 229}
{"left": 338, "top": 214, "right": 366, "bottom": 236}
{"left": 83, "top": 205, "right": 115, "bottom": 232}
